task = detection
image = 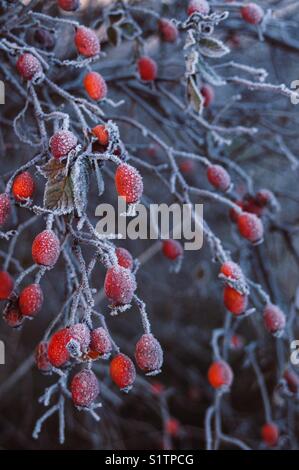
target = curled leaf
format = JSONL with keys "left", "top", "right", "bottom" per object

{"left": 198, "top": 37, "right": 230, "bottom": 58}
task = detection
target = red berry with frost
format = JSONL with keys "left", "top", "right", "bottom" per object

{"left": 3, "top": 304, "right": 23, "bottom": 328}
{"left": 58, "top": 0, "right": 80, "bottom": 11}
{"left": 35, "top": 342, "right": 51, "bottom": 372}
{"left": 162, "top": 239, "right": 183, "bottom": 261}
{"left": 283, "top": 369, "right": 299, "bottom": 394}
{"left": 207, "top": 165, "right": 231, "bottom": 192}
{"left": 165, "top": 418, "right": 180, "bottom": 436}
{"left": 256, "top": 189, "right": 275, "bottom": 207}
{"left": 92, "top": 124, "right": 109, "bottom": 146}
{"left": 188, "top": 0, "right": 210, "bottom": 16}
{"left": 0, "top": 271, "right": 14, "bottom": 300}
{"left": 229, "top": 200, "right": 243, "bottom": 223}
{"left": 242, "top": 195, "right": 263, "bottom": 217}
{"left": 0, "top": 193, "right": 10, "bottom": 226}
{"left": 104, "top": 266, "right": 137, "bottom": 305}
{"left": 135, "top": 334, "right": 163, "bottom": 374}
{"left": 263, "top": 304, "right": 286, "bottom": 336}
{"left": 137, "top": 56, "right": 158, "bottom": 82}
{"left": 19, "top": 284, "right": 43, "bottom": 317}
{"left": 84, "top": 72, "right": 107, "bottom": 101}
{"left": 220, "top": 261, "right": 244, "bottom": 281}
{"left": 75, "top": 26, "right": 100, "bottom": 57}
{"left": 115, "top": 163, "right": 143, "bottom": 204}
{"left": 90, "top": 327, "right": 112, "bottom": 356}
{"left": 110, "top": 353, "right": 136, "bottom": 390}
{"left": 241, "top": 3, "right": 264, "bottom": 25}
{"left": 71, "top": 369, "right": 99, "bottom": 407}
{"left": 16, "top": 53, "right": 42, "bottom": 80}
{"left": 69, "top": 323, "right": 91, "bottom": 352}
{"left": 208, "top": 360, "right": 233, "bottom": 389}
{"left": 48, "top": 328, "right": 72, "bottom": 367}
{"left": 50, "top": 130, "right": 78, "bottom": 159}
{"left": 115, "top": 247, "right": 134, "bottom": 270}
{"left": 261, "top": 422, "right": 279, "bottom": 447}
{"left": 12, "top": 171, "right": 35, "bottom": 202}
{"left": 223, "top": 286, "right": 248, "bottom": 315}
{"left": 32, "top": 229, "right": 60, "bottom": 267}
{"left": 201, "top": 84, "right": 214, "bottom": 108}
{"left": 237, "top": 212, "right": 264, "bottom": 244}
{"left": 158, "top": 19, "right": 178, "bottom": 43}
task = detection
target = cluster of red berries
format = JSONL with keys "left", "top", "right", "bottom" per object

{"left": 230, "top": 189, "right": 275, "bottom": 220}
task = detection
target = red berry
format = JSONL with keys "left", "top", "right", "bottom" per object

{"left": 71, "top": 369, "right": 99, "bottom": 407}
{"left": 201, "top": 84, "right": 214, "bottom": 108}
{"left": 283, "top": 369, "right": 299, "bottom": 394}
{"left": 0, "top": 193, "right": 10, "bottom": 226}
{"left": 208, "top": 360, "right": 233, "bottom": 389}
{"left": 135, "top": 334, "right": 163, "bottom": 374}
{"left": 263, "top": 304, "right": 286, "bottom": 336}
{"left": 179, "top": 159, "right": 195, "bottom": 174}
{"left": 158, "top": 19, "right": 178, "bottom": 43}
{"left": 19, "top": 283, "right": 43, "bottom": 317}
{"left": 115, "top": 247, "right": 134, "bottom": 270}
{"left": 256, "top": 189, "right": 274, "bottom": 207}
{"left": 0, "top": 271, "right": 14, "bottom": 300}
{"left": 187, "top": 0, "right": 210, "bottom": 16}
{"left": 137, "top": 56, "right": 158, "bottom": 82}
{"left": 150, "top": 381, "right": 165, "bottom": 395}
{"left": 69, "top": 323, "right": 91, "bottom": 352}
{"left": 58, "top": 0, "right": 80, "bottom": 11}
{"left": 32, "top": 229, "right": 60, "bottom": 267}
{"left": 229, "top": 200, "right": 243, "bottom": 223}
{"left": 237, "top": 212, "right": 264, "bottom": 244}
{"left": 74, "top": 26, "right": 100, "bottom": 57}
{"left": 165, "top": 418, "right": 180, "bottom": 436}
{"left": 35, "top": 342, "right": 51, "bottom": 372}
{"left": 50, "top": 130, "right": 78, "bottom": 159}
{"left": 104, "top": 266, "right": 137, "bottom": 305}
{"left": 230, "top": 334, "right": 244, "bottom": 351}
{"left": 48, "top": 328, "right": 72, "bottom": 367}
{"left": 242, "top": 195, "right": 263, "bottom": 217}
{"left": 92, "top": 124, "right": 109, "bottom": 146}
{"left": 110, "top": 353, "right": 136, "bottom": 390}
{"left": 16, "top": 53, "right": 42, "bottom": 80}
{"left": 90, "top": 327, "right": 112, "bottom": 356}
{"left": 115, "top": 163, "right": 143, "bottom": 204}
{"left": 12, "top": 171, "right": 35, "bottom": 202}
{"left": 223, "top": 286, "right": 248, "bottom": 315}
{"left": 3, "top": 304, "right": 23, "bottom": 328}
{"left": 261, "top": 422, "right": 279, "bottom": 447}
{"left": 220, "top": 261, "right": 243, "bottom": 281}
{"left": 162, "top": 239, "right": 183, "bottom": 261}
{"left": 241, "top": 3, "right": 264, "bottom": 25}
{"left": 207, "top": 165, "right": 231, "bottom": 192}
{"left": 84, "top": 71, "right": 107, "bottom": 101}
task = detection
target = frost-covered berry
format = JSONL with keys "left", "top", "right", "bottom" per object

{"left": 90, "top": 327, "right": 112, "bottom": 356}
{"left": 104, "top": 266, "right": 137, "bottom": 305}
{"left": 58, "top": 0, "right": 80, "bottom": 11}
{"left": 207, "top": 165, "right": 231, "bottom": 192}
{"left": 84, "top": 71, "right": 107, "bottom": 101}
{"left": 208, "top": 360, "right": 233, "bottom": 389}
{"left": 110, "top": 353, "right": 136, "bottom": 390}
{"left": 32, "top": 229, "right": 60, "bottom": 267}
{"left": 115, "top": 163, "right": 143, "bottom": 204}
{"left": 223, "top": 286, "right": 248, "bottom": 315}
{"left": 19, "top": 284, "right": 43, "bottom": 317}
{"left": 241, "top": 3, "right": 264, "bottom": 25}
{"left": 50, "top": 130, "right": 78, "bottom": 159}
{"left": 135, "top": 334, "right": 163, "bottom": 374}
{"left": 256, "top": 189, "right": 275, "bottom": 207}
{"left": 34, "top": 28, "right": 55, "bottom": 51}
{"left": 75, "top": 26, "right": 100, "bottom": 57}
{"left": 188, "top": 0, "right": 210, "bottom": 16}
{"left": 263, "top": 304, "right": 286, "bottom": 336}
{"left": 261, "top": 422, "right": 279, "bottom": 447}
{"left": 237, "top": 212, "right": 264, "bottom": 244}
{"left": 116, "top": 247, "right": 134, "bottom": 270}
{"left": 48, "top": 328, "right": 72, "bottom": 367}
{"left": 158, "top": 19, "right": 178, "bottom": 43}
{"left": 162, "top": 239, "right": 183, "bottom": 260}
{"left": 220, "top": 261, "right": 244, "bottom": 281}
{"left": 3, "top": 305, "right": 24, "bottom": 328}
{"left": 179, "top": 159, "right": 195, "bottom": 174}
{"left": 35, "top": 342, "right": 51, "bottom": 372}
{"left": 0, "top": 193, "right": 10, "bottom": 226}
{"left": 71, "top": 369, "right": 99, "bottom": 407}
{"left": 283, "top": 369, "right": 299, "bottom": 394}
{"left": 92, "top": 124, "right": 109, "bottom": 146}
{"left": 0, "top": 271, "right": 14, "bottom": 300}
{"left": 16, "top": 53, "right": 42, "bottom": 80}
{"left": 12, "top": 171, "right": 35, "bottom": 202}
{"left": 69, "top": 323, "right": 91, "bottom": 352}
{"left": 165, "top": 418, "right": 180, "bottom": 436}
{"left": 201, "top": 84, "right": 214, "bottom": 107}
{"left": 137, "top": 56, "right": 158, "bottom": 82}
